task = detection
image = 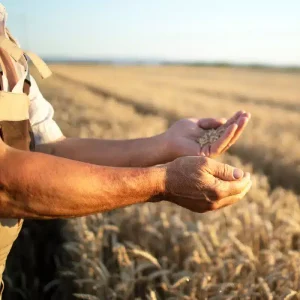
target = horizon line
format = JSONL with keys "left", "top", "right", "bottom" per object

{"left": 42, "top": 57, "right": 300, "bottom": 70}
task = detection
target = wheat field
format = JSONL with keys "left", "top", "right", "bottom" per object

{"left": 3, "top": 65, "right": 300, "bottom": 300}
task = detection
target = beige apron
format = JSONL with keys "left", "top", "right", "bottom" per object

{"left": 0, "top": 37, "right": 52, "bottom": 298}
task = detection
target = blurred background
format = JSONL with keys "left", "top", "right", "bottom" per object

{"left": 2, "top": 1, "right": 300, "bottom": 299}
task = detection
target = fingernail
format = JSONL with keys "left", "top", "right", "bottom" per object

{"left": 233, "top": 169, "right": 244, "bottom": 179}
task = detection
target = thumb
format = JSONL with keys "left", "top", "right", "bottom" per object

{"left": 206, "top": 158, "right": 244, "bottom": 181}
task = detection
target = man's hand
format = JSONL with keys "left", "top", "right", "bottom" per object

{"left": 164, "top": 110, "right": 250, "bottom": 160}
{"left": 38, "top": 111, "right": 250, "bottom": 168}
{"left": 155, "top": 156, "right": 252, "bottom": 213}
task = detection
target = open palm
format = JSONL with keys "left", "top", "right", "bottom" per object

{"left": 165, "top": 110, "right": 250, "bottom": 159}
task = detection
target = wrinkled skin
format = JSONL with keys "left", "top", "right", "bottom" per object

{"left": 157, "top": 156, "right": 252, "bottom": 213}
{"left": 158, "top": 110, "right": 251, "bottom": 212}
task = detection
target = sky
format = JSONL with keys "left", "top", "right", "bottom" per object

{"left": 2, "top": 0, "right": 300, "bottom": 66}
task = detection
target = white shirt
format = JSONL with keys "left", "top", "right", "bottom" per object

{"left": 29, "top": 75, "right": 64, "bottom": 145}
{"left": 2, "top": 57, "right": 64, "bottom": 145}
{"left": 0, "top": 4, "right": 62, "bottom": 144}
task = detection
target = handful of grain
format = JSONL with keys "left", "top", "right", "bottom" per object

{"left": 198, "top": 125, "right": 227, "bottom": 147}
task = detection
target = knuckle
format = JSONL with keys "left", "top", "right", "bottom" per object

{"left": 201, "top": 179, "right": 224, "bottom": 202}
{"left": 208, "top": 202, "right": 219, "bottom": 211}
{"left": 195, "top": 179, "right": 204, "bottom": 191}
{"left": 199, "top": 157, "right": 210, "bottom": 169}
{"left": 212, "top": 179, "right": 225, "bottom": 200}
{"left": 214, "top": 188, "right": 224, "bottom": 201}
{"left": 222, "top": 164, "right": 230, "bottom": 176}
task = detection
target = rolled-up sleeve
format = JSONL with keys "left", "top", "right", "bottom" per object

{"left": 29, "top": 76, "right": 64, "bottom": 145}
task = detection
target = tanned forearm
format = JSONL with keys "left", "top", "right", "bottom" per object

{"left": 35, "top": 135, "right": 170, "bottom": 167}
{"left": 0, "top": 145, "right": 165, "bottom": 219}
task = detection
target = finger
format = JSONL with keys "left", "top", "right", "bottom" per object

{"left": 170, "top": 180, "right": 252, "bottom": 213}
{"left": 210, "top": 123, "right": 238, "bottom": 156}
{"left": 223, "top": 110, "right": 246, "bottom": 128}
{"left": 199, "top": 143, "right": 210, "bottom": 157}
{"left": 209, "top": 180, "right": 252, "bottom": 211}
{"left": 187, "top": 118, "right": 200, "bottom": 123}
{"left": 204, "top": 144, "right": 210, "bottom": 157}
{"left": 222, "top": 114, "right": 250, "bottom": 153}
{"left": 198, "top": 118, "right": 227, "bottom": 129}
{"left": 234, "top": 114, "right": 250, "bottom": 140}
{"left": 206, "top": 158, "right": 245, "bottom": 181}
{"left": 212, "top": 172, "right": 251, "bottom": 199}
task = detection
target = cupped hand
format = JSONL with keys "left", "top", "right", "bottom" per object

{"left": 156, "top": 156, "right": 252, "bottom": 213}
{"left": 164, "top": 110, "right": 250, "bottom": 159}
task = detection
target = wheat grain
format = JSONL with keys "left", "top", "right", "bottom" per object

{"left": 148, "top": 290, "right": 158, "bottom": 300}
{"left": 229, "top": 233, "right": 257, "bottom": 262}
{"left": 258, "top": 277, "right": 273, "bottom": 300}
{"left": 73, "top": 294, "right": 100, "bottom": 300}
{"left": 198, "top": 125, "right": 226, "bottom": 147}
{"left": 171, "top": 276, "right": 191, "bottom": 289}
{"left": 129, "top": 249, "right": 161, "bottom": 269}
{"left": 283, "top": 290, "right": 298, "bottom": 300}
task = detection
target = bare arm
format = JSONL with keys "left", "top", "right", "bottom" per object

{"left": 0, "top": 142, "right": 164, "bottom": 220}
{"left": 35, "top": 112, "right": 250, "bottom": 168}
{"left": 35, "top": 135, "right": 170, "bottom": 167}
{"left": 0, "top": 140, "right": 251, "bottom": 220}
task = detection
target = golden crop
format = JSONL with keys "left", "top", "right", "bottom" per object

{"left": 4, "top": 65, "right": 300, "bottom": 300}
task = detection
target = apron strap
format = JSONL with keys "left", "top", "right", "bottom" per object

{"left": 25, "top": 51, "right": 52, "bottom": 79}
{"left": 0, "top": 36, "right": 52, "bottom": 80}
{"left": 0, "top": 36, "right": 23, "bottom": 62}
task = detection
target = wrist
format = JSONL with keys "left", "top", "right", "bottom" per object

{"left": 146, "top": 164, "right": 167, "bottom": 202}
{"left": 150, "top": 133, "right": 174, "bottom": 164}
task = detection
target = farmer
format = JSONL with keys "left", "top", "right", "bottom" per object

{"left": 0, "top": 3, "right": 252, "bottom": 296}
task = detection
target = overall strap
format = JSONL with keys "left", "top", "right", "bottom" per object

{"left": 22, "top": 59, "right": 35, "bottom": 150}
{"left": 23, "top": 54, "right": 31, "bottom": 96}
